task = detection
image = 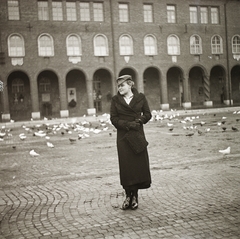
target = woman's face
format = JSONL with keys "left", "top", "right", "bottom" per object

{"left": 118, "top": 81, "right": 132, "bottom": 95}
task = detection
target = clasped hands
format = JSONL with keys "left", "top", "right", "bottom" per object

{"left": 127, "top": 119, "right": 142, "bottom": 131}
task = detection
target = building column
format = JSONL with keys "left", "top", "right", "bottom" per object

{"left": 159, "top": 73, "right": 169, "bottom": 110}
{"left": 182, "top": 77, "right": 191, "bottom": 109}
{"left": 224, "top": 74, "right": 233, "bottom": 105}
{"left": 203, "top": 75, "right": 213, "bottom": 107}
{"left": 86, "top": 79, "right": 95, "bottom": 115}
{"left": 137, "top": 74, "right": 144, "bottom": 93}
{"left": 1, "top": 82, "right": 10, "bottom": 121}
{"left": 59, "top": 77, "right": 69, "bottom": 118}
{"left": 30, "top": 77, "right": 40, "bottom": 120}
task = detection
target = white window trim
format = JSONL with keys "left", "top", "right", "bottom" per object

{"left": 211, "top": 35, "right": 223, "bottom": 54}
{"left": 167, "top": 34, "right": 180, "bottom": 55}
{"left": 66, "top": 34, "right": 82, "bottom": 56}
{"left": 190, "top": 34, "right": 202, "bottom": 55}
{"left": 38, "top": 33, "right": 54, "bottom": 57}
{"left": 93, "top": 34, "right": 109, "bottom": 56}
{"left": 8, "top": 33, "right": 25, "bottom": 57}
{"left": 119, "top": 34, "right": 133, "bottom": 56}
{"left": 144, "top": 34, "right": 157, "bottom": 56}
{"left": 232, "top": 35, "right": 240, "bottom": 54}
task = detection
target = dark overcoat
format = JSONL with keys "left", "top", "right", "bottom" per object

{"left": 110, "top": 88, "right": 152, "bottom": 190}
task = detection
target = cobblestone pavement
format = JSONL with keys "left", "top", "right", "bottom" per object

{"left": 0, "top": 108, "right": 240, "bottom": 239}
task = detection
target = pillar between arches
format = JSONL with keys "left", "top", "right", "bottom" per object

{"left": 30, "top": 76, "right": 41, "bottom": 120}
{"left": 160, "top": 73, "right": 169, "bottom": 110}
{"left": 86, "top": 79, "right": 96, "bottom": 115}
{"left": 59, "top": 76, "right": 69, "bottom": 118}
{"left": 182, "top": 77, "right": 191, "bottom": 109}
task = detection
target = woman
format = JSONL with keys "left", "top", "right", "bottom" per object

{"left": 110, "top": 75, "right": 152, "bottom": 210}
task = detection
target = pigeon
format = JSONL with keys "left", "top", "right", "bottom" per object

{"left": 221, "top": 121, "right": 226, "bottom": 124}
{"left": 34, "top": 131, "right": 46, "bottom": 137}
{"left": 197, "top": 130, "right": 203, "bottom": 135}
{"left": 222, "top": 127, "right": 227, "bottom": 132}
{"left": 219, "top": 146, "right": 230, "bottom": 156}
{"left": 47, "top": 142, "right": 54, "bottom": 148}
{"left": 232, "top": 126, "right": 238, "bottom": 132}
{"left": 30, "top": 149, "right": 39, "bottom": 157}
{"left": 19, "top": 133, "right": 27, "bottom": 140}
{"left": 69, "top": 138, "right": 77, "bottom": 143}
{"left": 186, "top": 132, "right": 194, "bottom": 137}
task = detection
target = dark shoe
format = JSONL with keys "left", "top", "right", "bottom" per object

{"left": 131, "top": 196, "right": 138, "bottom": 210}
{"left": 122, "top": 196, "right": 131, "bottom": 210}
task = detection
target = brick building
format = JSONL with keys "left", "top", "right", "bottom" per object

{"left": 0, "top": 0, "right": 240, "bottom": 121}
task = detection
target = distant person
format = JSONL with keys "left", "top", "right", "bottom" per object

{"left": 110, "top": 75, "right": 152, "bottom": 210}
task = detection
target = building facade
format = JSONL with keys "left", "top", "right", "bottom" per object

{"left": 0, "top": 0, "right": 240, "bottom": 121}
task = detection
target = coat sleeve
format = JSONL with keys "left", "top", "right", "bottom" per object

{"left": 139, "top": 94, "right": 152, "bottom": 124}
{"left": 110, "top": 98, "right": 128, "bottom": 130}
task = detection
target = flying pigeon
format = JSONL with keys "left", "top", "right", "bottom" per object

{"left": 219, "top": 146, "right": 230, "bottom": 156}
{"left": 30, "top": 149, "right": 39, "bottom": 157}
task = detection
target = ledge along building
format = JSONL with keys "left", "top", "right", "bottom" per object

{"left": 0, "top": 0, "right": 240, "bottom": 121}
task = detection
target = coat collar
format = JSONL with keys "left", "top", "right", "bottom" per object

{"left": 114, "top": 88, "right": 144, "bottom": 108}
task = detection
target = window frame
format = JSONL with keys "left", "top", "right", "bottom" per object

{"left": 8, "top": 0, "right": 20, "bottom": 20}
{"left": 211, "top": 35, "right": 223, "bottom": 54}
{"left": 66, "top": 1, "right": 77, "bottom": 21}
{"left": 167, "top": 34, "right": 180, "bottom": 55}
{"left": 66, "top": 34, "right": 82, "bottom": 56}
{"left": 8, "top": 34, "right": 25, "bottom": 57}
{"left": 200, "top": 6, "right": 208, "bottom": 24}
{"left": 167, "top": 5, "right": 176, "bottom": 24}
{"left": 144, "top": 34, "right": 157, "bottom": 56}
{"left": 232, "top": 35, "right": 240, "bottom": 54}
{"left": 210, "top": 7, "right": 219, "bottom": 24}
{"left": 119, "top": 3, "right": 129, "bottom": 23}
{"left": 143, "top": 4, "right": 153, "bottom": 23}
{"left": 119, "top": 34, "right": 133, "bottom": 56}
{"left": 93, "top": 2, "right": 104, "bottom": 22}
{"left": 38, "top": 34, "right": 54, "bottom": 57}
{"left": 52, "top": 1, "right": 63, "bottom": 21}
{"left": 79, "top": 2, "right": 90, "bottom": 21}
{"left": 93, "top": 34, "right": 109, "bottom": 56}
{"left": 190, "top": 34, "right": 202, "bottom": 55}
{"left": 38, "top": 1, "right": 49, "bottom": 21}
{"left": 189, "top": 6, "right": 198, "bottom": 24}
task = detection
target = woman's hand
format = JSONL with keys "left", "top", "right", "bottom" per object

{"left": 127, "top": 121, "right": 141, "bottom": 131}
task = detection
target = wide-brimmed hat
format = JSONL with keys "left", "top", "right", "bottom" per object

{"left": 116, "top": 75, "right": 132, "bottom": 86}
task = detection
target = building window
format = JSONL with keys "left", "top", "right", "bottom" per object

{"left": 38, "top": 34, "right": 54, "bottom": 56}
{"left": 38, "top": 1, "right": 49, "bottom": 20}
{"left": 119, "top": 3, "right": 129, "bottom": 22}
{"left": 144, "top": 35, "right": 157, "bottom": 55}
{"left": 67, "top": 34, "right": 82, "bottom": 56}
{"left": 119, "top": 35, "right": 133, "bottom": 55}
{"left": 232, "top": 35, "right": 240, "bottom": 54}
{"left": 93, "top": 2, "right": 103, "bottom": 22}
{"left": 79, "top": 2, "right": 90, "bottom": 21}
{"left": 190, "top": 35, "right": 202, "bottom": 54}
{"left": 66, "top": 1, "right": 77, "bottom": 21}
{"left": 12, "top": 78, "right": 24, "bottom": 94}
{"left": 200, "top": 7, "right": 208, "bottom": 24}
{"left": 143, "top": 4, "right": 153, "bottom": 23}
{"left": 52, "top": 1, "right": 63, "bottom": 21}
{"left": 167, "top": 5, "right": 176, "bottom": 23}
{"left": 94, "top": 35, "right": 108, "bottom": 56}
{"left": 8, "top": 0, "right": 20, "bottom": 20}
{"left": 189, "top": 6, "right": 198, "bottom": 23}
{"left": 211, "top": 7, "right": 219, "bottom": 24}
{"left": 167, "top": 35, "right": 180, "bottom": 55}
{"left": 8, "top": 34, "right": 25, "bottom": 57}
{"left": 39, "top": 77, "right": 50, "bottom": 92}
{"left": 211, "top": 35, "right": 223, "bottom": 54}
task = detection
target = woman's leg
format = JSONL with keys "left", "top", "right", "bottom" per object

{"left": 131, "top": 189, "right": 138, "bottom": 210}
{"left": 122, "top": 189, "right": 131, "bottom": 210}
